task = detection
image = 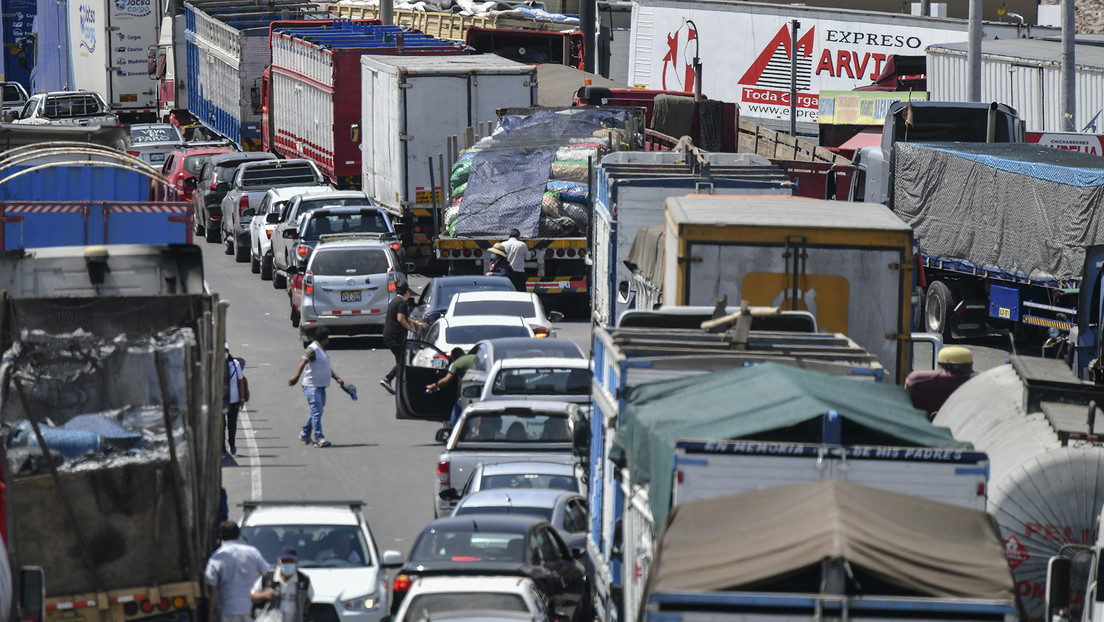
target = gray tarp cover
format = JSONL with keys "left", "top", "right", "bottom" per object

{"left": 623, "top": 223, "right": 665, "bottom": 285}
{"left": 893, "top": 142, "right": 1104, "bottom": 284}
{"left": 646, "top": 480, "right": 1016, "bottom": 601}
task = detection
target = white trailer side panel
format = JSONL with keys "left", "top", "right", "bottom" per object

{"left": 68, "top": 0, "right": 110, "bottom": 102}
{"left": 106, "top": 0, "right": 161, "bottom": 111}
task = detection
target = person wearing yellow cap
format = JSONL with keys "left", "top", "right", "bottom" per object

{"left": 904, "top": 346, "right": 978, "bottom": 419}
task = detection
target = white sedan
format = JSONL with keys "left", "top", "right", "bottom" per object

{"left": 414, "top": 315, "right": 534, "bottom": 368}
{"left": 475, "top": 357, "right": 592, "bottom": 410}
{"left": 249, "top": 186, "right": 327, "bottom": 280}
{"left": 394, "top": 576, "right": 552, "bottom": 622}
{"left": 444, "top": 291, "right": 563, "bottom": 338}
{"left": 239, "top": 501, "right": 404, "bottom": 622}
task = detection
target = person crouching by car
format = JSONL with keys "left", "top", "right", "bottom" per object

{"left": 251, "top": 547, "right": 313, "bottom": 622}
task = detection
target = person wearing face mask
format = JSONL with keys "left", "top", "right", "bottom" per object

{"left": 250, "top": 547, "right": 313, "bottom": 622}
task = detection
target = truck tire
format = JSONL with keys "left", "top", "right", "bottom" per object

{"left": 261, "top": 254, "right": 274, "bottom": 281}
{"left": 205, "top": 218, "right": 220, "bottom": 243}
{"left": 235, "top": 237, "right": 249, "bottom": 263}
{"left": 925, "top": 280, "right": 955, "bottom": 338}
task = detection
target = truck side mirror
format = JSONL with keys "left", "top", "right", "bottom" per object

{"left": 350, "top": 123, "right": 360, "bottom": 143}
{"left": 250, "top": 83, "right": 261, "bottom": 114}
{"left": 611, "top": 518, "right": 623, "bottom": 556}
{"left": 20, "top": 566, "right": 45, "bottom": 622}
{"left": 572, "top": 417, "right": 589, "bottom": 459}
{"left": 1047, "top": 556, "right": 1072, "bottom": 615}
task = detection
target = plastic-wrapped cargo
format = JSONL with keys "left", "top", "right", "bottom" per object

{"left": 933, "top": 355, "right": 1104, "bottom": 620}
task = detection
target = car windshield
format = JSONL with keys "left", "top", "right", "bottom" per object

{"left": 183, "top": 154, "right": 210, "bottom": 175}
{"left": 481, "top": 473, "right": 577, "bottom": 491}
{"left": 459, "top": 412, "right": 571, "bottom": 443}
{"left": 452, "top": 300, "right": 534, "bottom": 318}
{"left": 454, "top": 506, "right": 554, "bottom": 521}
{"left": 404, "top": 593, "right": 529, "bottom": 618}
{"left": 311, "top": 249, "right": 389, "bottom": 276}
{"left": 303, "top": 212, "right": 389, "bottom": 238}
{"left": 445, "top": 325, "right": 530, "bottom": 344}
{"left": 129, "top": 126, "right": 182, "bottom": 144}
{"left": 410, "top": 528, "right": 526, "bottom": 563}
{"left": 434, "top": 283, "right": 514, "bottom": 311}
{"left": 240, "top": 524, "right": 371, "bottom": 568}
{"left": 492, "top": 367, "right": 591, "bottom": 396}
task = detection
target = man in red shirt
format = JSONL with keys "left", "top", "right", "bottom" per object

{"left": 905, "top": 346, "right": 978, "bottom": 419}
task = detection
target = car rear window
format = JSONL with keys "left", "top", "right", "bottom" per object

{"left": 436, "top": 283, "right": 514, "bottom": 311}
{"left": 459, "top": 412, "right": 571, "bottom": 443}
{"left": 297, "top": 197, "right": 373, "bottom": 214}
{"left": 43, "top": 95, "right": 103, "bottom": 117}
{"left": 183, "top": 154, "right": 210, "bottom": 175}
{"left": 242, "top": 164, "right": 319, "bottom": 187}
{"left": 128, "top": 126, "right": 182, "bottom": 144}
{"left": 481, "top": 473, "right": 577, "bottom": 491}
{"left": 492, "top": 367, "right": 591, "bottom": 396}
{"left": 454, "top": 505, "right": 554, "bottom": 521}
{"left": 445, "top": 324, "right": 530, "bottom": 344}
{"left": 303, "top": 212, "right": 388, "bottom": 238}
{"left": 2, "top": 85, "right": 24, "bottom": 104}
{"left": 310, "top": 249, "right": 389, "bottom": 276}
{"left": 405, "top": 593, "right": 529, "bottom": 616}
{"left": 410, "top": 528, "right": 527, "bottom": 563}
{"left": 452, "top": 300, "right": 534, "bottom": 318}
{"left": 492, "top": 341, "right": 582, "bottom": 360}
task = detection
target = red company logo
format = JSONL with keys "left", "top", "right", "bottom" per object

{"left": 1004, "top": 534, "right": 1030, "bottom": 571}
{"left": 661, "top": 21, "right": 697, "bottom": 92}
{"left": 739, "top": 24, "right": 815, "bottom": 91}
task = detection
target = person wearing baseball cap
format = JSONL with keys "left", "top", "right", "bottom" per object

{"left": 904, "top": 346, "right": 978, "bottom": 419}
{"left": 251, "top": 547, "right": 313, "bottom": 622}
{"left": 380, "top": 280, "right": 426, "bottom": 394}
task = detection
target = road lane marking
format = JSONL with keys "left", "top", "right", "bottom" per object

{"left": 241, "top": 405, "right": 262, "bottom": 500}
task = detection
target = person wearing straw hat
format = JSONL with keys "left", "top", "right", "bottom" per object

{"left": 486, "top": 242, "right": 511, "bottom": 278}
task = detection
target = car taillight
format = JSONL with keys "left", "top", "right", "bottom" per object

{"left": 567, "top": 249, "right": 576, "bottom": 257}
{"left": 127, "top": 151, "right": 139, "bottom": 157}
{"left": 265, "top": 229, "right": 273, "bottom": 238}
{"left": 579, "top": 249, "right": 586, "bottom": 257}
{"left": 297, "top": 245, "right": 311, "bottom": 258}
{"left": 533, "top": 326, "right": 550, "bottom": 338}
{"left": 392, "top": 574, "right": 413, "bottom": 592}
{"left": 239, "top": 196, "right": 249, "bottom": 214}
{"left": 437, "top": 461, "right": 450, "bottom": 486}
{"left": 441, "top": 250, "right": 450, "bottom": 258}
{"left": 304, "top": 274, "right": 314, "bottom": 294}
{"left": 391, "top": 242, "right": 401, "bottom": 253}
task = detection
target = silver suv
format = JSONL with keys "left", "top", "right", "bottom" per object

{"left": 295, "top": 235, "right": 404, "bottom": 345}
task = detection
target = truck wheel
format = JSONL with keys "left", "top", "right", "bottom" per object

{"left": 235, "top": 238, "right": 249, "bottom": 263}
{"left": 261, "top": 254, "right": 274, "bottom": 281}
{"left": 250, "top": 250, "right": 261, "bottom": 273}
{"left": 205, "top": 218, "right": 220, "bottom": 244}
{"left": 925, "top": 281, "right": 955, "bottom": 338}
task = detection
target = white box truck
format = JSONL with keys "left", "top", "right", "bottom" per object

{"left": 359, "top": 54, "right": 537, "bottom": 266}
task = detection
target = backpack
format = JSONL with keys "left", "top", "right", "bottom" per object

{"left": 224, "top": 356, "right": 249, "bottom": 403}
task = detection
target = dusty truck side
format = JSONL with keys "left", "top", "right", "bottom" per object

{"left": 662, "top": 194, "right": 914, "bottom": 384}
{"left": 0, "top": 243, "right": 225, "bottom": 622}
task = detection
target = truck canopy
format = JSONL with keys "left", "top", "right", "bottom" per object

{"left": 894, "top": 141, "right": 1104, "bottom": 285}
{"left": 646, "top": 479, "right": 1016, "bottom": 601}
{"left": 609, "top": 363, "right": 969, "bottom": 525}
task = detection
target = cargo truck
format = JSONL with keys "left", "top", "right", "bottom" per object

{"left": 2, "top": 0, "right": 33, "bottom": 88}
{"left": 22, "top": 0, "right": 163, "bottom": 122}
{"left": 888, "top": 141, "right": 1104, "bottom": 381}
{"left": 590, "top": 146, "right": 795, "bottom": 326}
{"left": 0, "top": 243, "right": 224, "bottom": 622}
{"left": 0, "top": 141, "right": 192, "bottom": 248}
{"left": 661, "top": 194, "right": 914, "bottom": 383}
{"left": 640, "top": 480, "right": 1020, "bottom": 622}
{"left": 936, "top": 355, "right": 1104, "bottom": 621}
{"left": 184, "top": 1, "right": 330, "bottom": 150}
{"left": 626, "top": 0, "right": 1048, "bottom": 134}
{"left": 437, "top": 106, "right": 642, "bottom": 301}
{"left": 261, "top": 20, "right": 464, "bottom": 188}
{"left": 586, "top": 319, "right": 980, "bottom": 622}
{"left": 360, "top": 54, "right": 537, "bottom": 266}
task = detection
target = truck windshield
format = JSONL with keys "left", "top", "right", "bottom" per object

{"left": 241, "top": 524, "right": 372, "bottom": 568}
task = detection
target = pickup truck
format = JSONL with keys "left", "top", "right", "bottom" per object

{"left": 1, "top": 82, "right": 29, "bottom": 120}
{"left": 271, "top": 190, "right": 381, "bottom": 288}
{"left": 435, "top": 400, "right": 584, "bottom": 518}
{"left": 220, "top": 159, "right": 328, "bottom": 262}
{"left": 9, "top": 91, "right": 118, "bottom": 127}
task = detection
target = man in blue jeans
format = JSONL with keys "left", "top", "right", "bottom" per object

{"left": 288, "top": 327, "right": 346, "bottom": 448}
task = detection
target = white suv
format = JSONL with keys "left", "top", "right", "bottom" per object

{"left": 239, "top": 501, "right": 404, "bottom": 622}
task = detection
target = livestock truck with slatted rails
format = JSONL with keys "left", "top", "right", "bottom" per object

{"left": 259, "top": 20, "right": 466, "bottom": 189}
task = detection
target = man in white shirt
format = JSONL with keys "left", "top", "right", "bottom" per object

{"left": 501, "top": 228, "right": 528, "bottom": 292}
{"left": 288, "top": 327, "right": 346, "bottom": 448}
{"left": 205, "top": 521, "right": 270, "bottom": 622}
{"left": 251, "top": 547, "right": 314, "bottom": 622}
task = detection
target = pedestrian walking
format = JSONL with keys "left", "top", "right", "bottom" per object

{"left": 224, "top": 343, "right": 246, "bottom": 455}
{"left": 204, "top": 520, "right": 270, "bottom": 622}
{"left": 501, "top": 228, "right": 528, "bottom": 292}
{"left": 288, "top": 327, "right": 346, "bottom": 448}
{"left": 485, "top": 243, "right": 512, "bottom": 278}
{"left": 250, "top": 547, "right": 313, "bottom": 622}
{"left": 380, "top": 281, "right": 425, "bottom": 395}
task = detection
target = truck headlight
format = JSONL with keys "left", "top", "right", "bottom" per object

{"left": 342, "top": 595, "right": 382, "bottom": 611}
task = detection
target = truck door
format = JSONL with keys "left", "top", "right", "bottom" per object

{"left": 1074, "top": 245, "right": 1104, "bottom": 381}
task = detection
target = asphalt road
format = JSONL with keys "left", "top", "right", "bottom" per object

{"left": 203, "top": 241, "right": 592, "bottom": 557}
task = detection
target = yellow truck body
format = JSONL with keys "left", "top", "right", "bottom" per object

{"left": 664, "top": 195, "right": 913, "bottom": 383}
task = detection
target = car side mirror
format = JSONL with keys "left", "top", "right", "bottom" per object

{"left": 184, "top": 177, "right": 198, "bottom": 188}
{"left": 286, "top": 265, "right": 299, "bottom": 275}
{"left": 435, "top": 428, "right": 451, "bottom": 444}
{"left": 266, "top": 212, "right": 280, "bottom": 224}
{"left": 438, "top": 488, "right": 461, "bottom": 501}
{"left": 549, "top": 311, "right": 565, "bottom": 322}
{"left": 242, "top": 208, "right": 256, "bottom": 218}
{"left": 381, "top": 550, "right": 405, "bottom": 568}
{"left": 283, "top": 230, "right": 298, "bottom": 239}
{"left": 461, "top": 386, "right": 481, "bottom": 398}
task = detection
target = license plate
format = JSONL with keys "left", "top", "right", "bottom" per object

{"left": 340, "top": 290, "right": 361, "bottom": 302}
{"left": 150, "top": 153, "right": 166, "bottom": 162}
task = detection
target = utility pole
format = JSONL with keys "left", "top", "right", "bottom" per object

{"left": 381, "top": 0, "right": 393, "bottom": 25}
{"left": 967, "top": 0, "right": 981, "bottom": 101}
{"left": 1062, "top": 0, "right": 1076, "bottom": 128}
{"left": 790, "top": 19, "right": 800, "bottom": 136}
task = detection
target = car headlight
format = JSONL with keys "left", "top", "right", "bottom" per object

{"left": 342, "top": 595, "right": 382, "bottom": 611}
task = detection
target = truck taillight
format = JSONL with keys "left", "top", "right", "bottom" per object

{"left": 239, "top": 196, "right": 249, "bottom": 214}
{"left": 545, "top": 249, "right": 555, "bottom": 258}
{"left": 556, "top": 249, "right": 566, "bottom": 257}
{"left": 437, "top": 461, "right": 450, "bottom": 486}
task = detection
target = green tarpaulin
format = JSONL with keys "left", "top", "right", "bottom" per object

{"left": 609, "top": 363, "right": 970, "bottom": 526}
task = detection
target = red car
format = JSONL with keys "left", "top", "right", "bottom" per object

{"left": 157, "top": 145, "right": 236, "bottom": 202}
